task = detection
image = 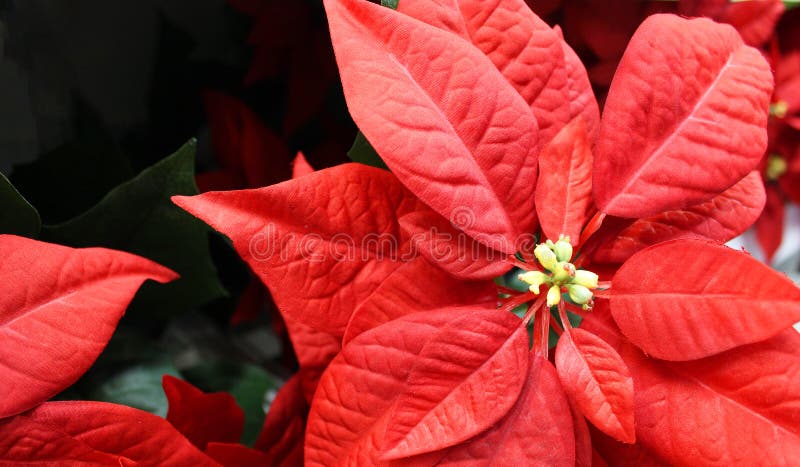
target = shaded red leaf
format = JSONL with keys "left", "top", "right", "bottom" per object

{"left": 305, "top": 310, "right": 458, "bottom": 465}
{"left": 722, "top": 0, "right": 784, "bottom": 47}
{"left": 436, "top": 356, "right": 575, "bottom": 466}
{"left": 555, "top": 328, "right": 635, "bottom": 443}
{"left": 593, "top": 170, "right": 766, "bottom": 263}
{"left": 398, "top": 208, "right": 512, "bottom": 280}
{"left": 283, "top": 318, "right": 341, "bottom": 401}
{"left": 380, "top": 309, "right": 529, "bottom": 459}
{"left": 206, "top": 442, "right": 272, "bottom": 467}
{"left": 570, "top": 401, "right": 593, "bottom": 467}
{"left": 755, "top": 184, "right": 786, "bottom": 263}
{"left": 554, "top": 25, "right": 601, "bottom": 141}
{"left": 342, "top": 257, "right": 497, "bottom": 345}
{"left": 584, "top": 304, "right": 800, "bottom": 465}
{"left": 163, "top": 375, "right": 245, "bottom": 450}
{"left": 594, "top": 14, "right": 772, "bottom": 218}
{"left": 535, "top": 117, "right": 594, "bottom": 244}
{"left": 611, "top": 239, "right": 800, "bottom": 360}
{"left": 292, "top": 151, "right": 315, "bottom": 178}
{"left": 0, "top": 235, "right": 177, "bottom": 418}
{"left": 173, "top": 164, "right": 426, "bottom": 335}
{"left": 591, "top": 427, "right": 670, "bottom": 467}
{"left": 325, "top": 0, "right": 539, "bottom": 250}
{"left": 0, "top": 401, "right": 216, "bottom": 465}
{"left": 254, "top": 374, "right": 307, "bottom": 465}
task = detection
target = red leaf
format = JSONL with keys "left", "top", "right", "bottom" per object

{"left": 555, "top": 328, "right": 635, "bottom": 443}
{"left": 584, "top": 305, "right": 800, "bottom": 465}
{"left": 593, "top": 170, "right": 766, "bottom": 263}
{"left": 325, "top": 0, "right": 539, "bottom": 250}
{"left": 399, "top": 0, "right": 572, "bottom": 145}
{"left": 163, "top": 375, "right": 245, "bottom": 450}
{"left": 292, "top": 151, "right": 314, "bottom": 178}
{"left": 380, "top": 309, "right": 529, "bottom": 459}
{"left": 342, "top": 257, "right": 497, "bottom": 345}
{"left": 436, "top": 356, "right": 576, "bottom": 466}
{"left": 535, "top": 117, "right": 594, "bottom": 244}
{"left": 173, "top": 164, "right": 426, "bottom": 335}
{"left": 591, "top": 427, "right": 669, "bottom": 467}
{"left": 305, "top": 310, "right": 458, "bottom": 465}
{"left": 611, "top": 239, "right": 800, "bottom": 360}
{"left": 206, "top": 442, "right": 272, "bottom": 467}
{"left": 0, "top": 401, "right": 216, "bottom": 465}
{"left": 722, "top": 0, "right": 784, "bottom": 47}
{"left": 594, "top": 14, "right": 772, "bottom": 218}
{"left": 0, "top": 235, "right": 177, "bottom": 418}
{"left": 755, "top": 184, "right": 785, "bottom": 264}
{"left": 570, "top": 401, "right": 593, "bottom": 467}
{"left": 254, "top": 374, "right": 307, "bottom": 465}
{"left": 556, "top": 27, "right": 601, "bottom": 142}
{"left": 283, "top": 318, "right": 341, "bottom": 401}
{"left": 398, "top": 208, "right": 512, "bottom": 280}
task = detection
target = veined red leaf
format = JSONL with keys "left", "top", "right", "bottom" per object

{"left": 593, "top": 170, "right": 765, "bottom": 264}
{"left": 205, "top": 442, "right": 272, "bottom": 467}
{"left": 398, "top": 0, "right": 572, "bottom": 144}
{"left": 594, "top": 14, "right": 772, "bottom": 218}
{"left": 555, "top": 328, "right": 635, "bottom": 443}
{"left": 436, "top": 356, "right": 575, "bottom": 466}
{"left": 591, "top": 427, "right": 670, "bottom": 467}
{"left": 163, "top": 375, "right": 245, "bottom": 450}
{"left": 755, "top": 185, "right": 785, "bottom": 264}
{"left": 0, "top": 235, "right": 177, "bottom": 418}
{"left": 342, "top": 257, "right": 497, "bottom": 345}
{"left": 325, "top": 0, "right": 539, "bottom": 250}
{"left": 283, "top": 318, "right": 341, "bottom": 401}
{"left": 535, "top": 117, "right": 594, "bottom": 245}
{"left": 398, "top": 209, "right": 512, "bottom": 280}
{"left": 584, "top": 305, "right": 800, "bottom": 465}
{"left": 305, "top": 310, "right": 458, "bottom": 465}
{"left": 611, "top": 239, "right": 800, "bottom": 360}
{"left": 173, "top": 164, "right": 426, "bottom": 335}
{"left": 0, "top": 401, "right": 217, "bottom": 465}
{"left": 555, "top": 26, "right": 601, "bottom": 142}
{"left": 380, "top": 309, "right": 529, "bottom": 459}
{"left": 254, "top": 374, "right": 307, "bottom": 465}
{"left": 292, "top": 151, "right": 314, "bottom": 178}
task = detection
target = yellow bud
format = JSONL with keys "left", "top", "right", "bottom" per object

{"left": 573, "top": 270, "right": 599, "bottom": 289}
{"left": 546, "top": 284, "right": 562, "bottom": 307}
{"left": 518, "top": 271, "right": 548, "bottom": 293}
{"left": 553, "top": 237, "right": 573, "bottom": 262}
{"left": 771, "top": 100, "right": 789, "bottom": 119}
{"left": 566, "top": 284, "right": 593, "bottom": 305}
{"left": 534, "top": 244, "right": 558, "bottom": 271}
{"left": 551, "top": 261, "right": 575, "bottom": 283}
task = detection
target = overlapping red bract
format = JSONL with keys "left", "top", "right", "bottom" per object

{"left": 0, "top": 235, "right": 177, "bottom": 418}
{"left": 170, "top": 0, "right": 800, "bottom": 464}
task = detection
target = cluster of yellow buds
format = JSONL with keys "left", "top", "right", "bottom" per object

{"left": 518, "top": 235, "right": 598, "bottom": 308}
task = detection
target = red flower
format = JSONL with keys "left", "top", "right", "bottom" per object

{"left": 174, "top": 0, "right": 800, "bottom": 464}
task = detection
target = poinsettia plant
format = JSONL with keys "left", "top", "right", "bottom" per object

{"left": 170, "top": 0, "right": 800, "bottom": 464}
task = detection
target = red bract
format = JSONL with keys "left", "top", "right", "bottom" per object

{"left": 0, "top": 234, "right": 177, "bottom": 418}
{"left": 174, "top": 0, "right": 797, "bottom": 464}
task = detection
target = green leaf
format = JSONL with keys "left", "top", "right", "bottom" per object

{"left": 10, "top": 99, "right": 134, "bottom": 224}
{"left": 0, "top": 172, "right": 41, "bottom": 237}
{"left": 348, "top": 131, "right": 389, "bottom": 170}
{"left": 89, "top": 359, "right": 180, "bottom": 417}
{"left": 42, "top": 139, "right": 226, "bottom": 318}
{"left": 381, "top": 0, "right": 399, "bottom": 9}
{"left": 181, "top": 361, "right": 279, "bottom": 446}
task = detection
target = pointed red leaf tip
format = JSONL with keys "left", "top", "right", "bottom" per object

{"left": 0, "top": 235, "right": 177, "bottom": 418}
{"left": 437, "top": 356, "right": 576, "bottom": 466}
{"left": 325, "top": 0, "right": 539, "bottom": 252}
{"left": 584, "top": 307, "right": 800, "bottom": 465}
{"left": 755, "top": 185, "right": 785, "bottom": 264}
{"left": 205, "top": 442, "right": 271, "bottom": 467}
{"left": 611, "top": 239, "right": 800, "bottom": 361}
{"left": 593, "top": 170, "right": 766, "bottom": 264}
{"left": 535, "top": 117, "right": 594, "bottom": 245}
{"left": 555, "top": 328, "right": 635, "bottom": 443}
{"left": 0, "top": 401, "right": 216, "bottom": 465}
{"left": 163, "top": 375, "right": 245, "bottom": 450}
{"left": 380, "top": 309, "right": 529, "bottom": 459}
{"left": 172, "top": 163, "right": 427, "bottom": 336}
{"left": 291, "top": 151, "right": 314, "bottom": 179}
{"left": 594, "top": 14, "right": 773, "bottom": 218}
